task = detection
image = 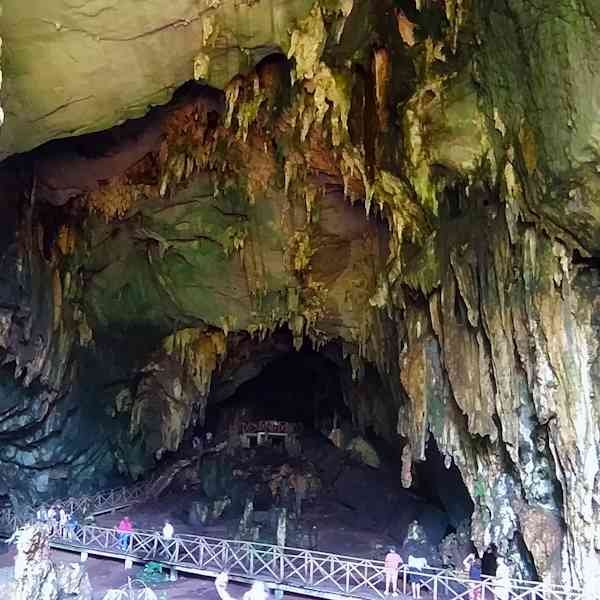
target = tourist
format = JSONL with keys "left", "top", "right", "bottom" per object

{"left": 383, "top": 546, "right": 403, "bottom": 596}
{"left": 215, "top": 572, "right": 269, "bottom": 600}
{"left": 47, "top": 505, "right": 57, "bottom": 536}
{"left": 482, "top": 544, "right": 498, "bottom": 577}
{"left": 407, "top": 554, "right": 428, "bottom": 599}
{"left": 160, "top": 519, "right": 175, "bottom": 559}
{"left": 36, "top": 504, "right": 47, "bottom": 523}
{"left": 66, "top": 512, "right": 79, "bottom": 539}
{"left": 463, "top": 551, "right": 476, "bottom": 574}
{"left": 58, "top": 505, "right": 68, "bottom": 537}
{"left": 117, "top": 515, "right": 133, "bottom": 551}
{"left": 468, "top": 558, "right": 482, "bottom": 600}
{"left": 243, "top": 580, "right": 269, "bottom": 600}
{"left": 309, "top": 523, "right": 319, "bottom": 550}
{"left": 494, "top": 557, "right": 511, "bottom": 600}
{"left": 163, "top": 519, "right": 175, "bottom": 540}
{"left": 162, "top": 520, "right": 174, "bottom": 540}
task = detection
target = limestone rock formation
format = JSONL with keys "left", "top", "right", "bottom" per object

{"left": 55, "top": 564, "right": 92, "bottom": 600}
{"left": 0, "top": 0, "right": 599, "bottom": 594}
{"left": 4, "top": 524, "right": 92, "bottom": 600}
{"left": 346, "top": 436, "right": 380, "bottom": 469}
{"left": 0, "top": 0, "right": 316, "bottom": 158}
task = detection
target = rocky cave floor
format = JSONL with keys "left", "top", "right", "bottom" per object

{"left": 93, "top": 490, "right": 396, "bottom": 559}
{"left": 111, "top": 432, "right": 470, "bottom": 577}
{"left": 0, "top": 548, "right": 250, "bottom": 600}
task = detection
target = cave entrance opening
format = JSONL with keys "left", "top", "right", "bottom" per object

{"left": 143, "top": 334, "right": 474, "bottom": 564}
{"left": 204, "top": 343, "right": 351, "bottom": 447}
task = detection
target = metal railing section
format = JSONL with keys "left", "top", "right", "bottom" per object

{"left": 50, "top": 525, "right": 586, "bottom": 600}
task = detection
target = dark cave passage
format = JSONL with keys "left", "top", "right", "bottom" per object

{"left": 205, "top": 344, "right": 351, "bottom": 435}
{"left": 158, "top": 335, "right": 476, "bottom": 563}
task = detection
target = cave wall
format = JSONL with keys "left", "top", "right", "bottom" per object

{"left": 0, "top": 0, "right": 599, "bottom": 591}
{"left": 396, "top": 207, "right": 600, "bottom": 583}
{"left": 0, "top": 172, "right": 117, "bottom": 505}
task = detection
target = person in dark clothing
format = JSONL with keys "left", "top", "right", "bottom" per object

{"left": 309, "top": 524, "right": 318, "bottom": 550}
{"left": 481, "top": 545, "right": 498, "bottom": 577}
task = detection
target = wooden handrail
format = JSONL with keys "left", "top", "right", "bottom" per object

{"left": 1, "top": 481, "right": 588, "bottom": 600}
{"left": 47, "top": 524, "right": 585, "bottom": 600}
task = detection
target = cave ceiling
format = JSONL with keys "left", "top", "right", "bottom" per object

{"left": 1, "top": 0, "right": 600, "bottom": 592}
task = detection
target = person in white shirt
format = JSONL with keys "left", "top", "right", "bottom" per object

{"left": 463, "top": 552, "right": 476, "bottom": 574}
{"left": 407, "top": 555, "right": 428, "bottom": 599}
{"left": 161, "top": 520, "right": 175, "bottom": 560}
{"left": 494, "top": 557, "right": 511, "bottom": 600}
{"left": 162, "top": 521, "right": 174, "bottom": 539}
{"left": 47, "top": 506, "right": 57, "bottom": 536}
{"left": 58, "top": 506, "right": 68, "bottom": 537}
{"left": 36, "top": 505, "right": 48, "bottom": 523}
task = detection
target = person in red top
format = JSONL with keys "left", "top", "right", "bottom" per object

{"left": 117, "top": 516, "right": 133, "bottom": 551}
{"left": 384, "top": 546, "right": 403, "bottom": 596}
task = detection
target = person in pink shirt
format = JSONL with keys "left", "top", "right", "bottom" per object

{"left": 117, "top": 516, "right": 133, "bottom": 551}
{"left": 384, "top": 546, "right": 403, "bottom": 596}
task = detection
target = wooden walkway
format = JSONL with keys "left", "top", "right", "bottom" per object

{"left": 0, "top": 481, "right": 150, "bottom": 535}
{"left": 0, "top": 481, "right": 589, "bottom": 600}
{"left": 49, "top": 525, "right": 585, "bottom": 600}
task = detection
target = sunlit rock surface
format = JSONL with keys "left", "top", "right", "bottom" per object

{"left": 0, "top": 0, "right": 315, "bottom": 158}
{"left": 2, "top": 524, "right": 92, "bottom": 599}
{"left": 0, "top": 0, "right": 599, "bottom": 592}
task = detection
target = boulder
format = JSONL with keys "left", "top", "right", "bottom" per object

{"left": 188, "top": 500, "right": 210, "bottom": 527}
{"left": 56, "top": 564, "right": 92, "bottom": 600}
{"left": 439, "top": 520, "right": 472, "bottom": 569}
{"left": 333, "top": 466, "right": 397, "bottom": 527}
{"left": 346, "top": 437, "right": 381, "bottom": 469}
{"left": 2, "top": 523, "right": 92, "bottom": 599}
{"left": 211, "top": 497, "right": 231, "bottom": 520}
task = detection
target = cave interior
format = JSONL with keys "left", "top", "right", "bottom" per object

{"left": 1, "top": 0, "right": 600, "bottom": 591}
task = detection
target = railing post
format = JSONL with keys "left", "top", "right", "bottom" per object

{"left": 433, "top": 572, "right": 438, "bottom": 600}
{"left": 345, "top": 561, "right": 350, "bottom": 593}
{"left": 280, "top": 546, "right": 285, "bottom": 582}
{"left": 173, "top": 538, "right": 180, "bottom": 563}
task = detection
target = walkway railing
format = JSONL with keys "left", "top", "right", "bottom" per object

{"left": 0, "top": 480, "right": 152, "bottom": 535}
{"left": 1, "top": 480, "right": 591, "bottom": 600}
{"left": 48, "top": 524, "right": 587, "bottom": 600}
